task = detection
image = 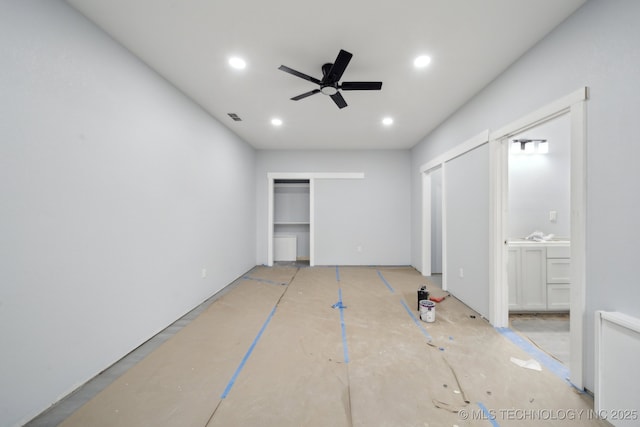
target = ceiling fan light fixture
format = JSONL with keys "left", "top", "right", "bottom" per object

{"left": 228, "top": 56, "right": 246, "bottom": 70}
{"left": 320, "top": 86, "right": 338, "bottom": 96}
{"left": 414, "top": 55, "right": 432, "bottom": 68}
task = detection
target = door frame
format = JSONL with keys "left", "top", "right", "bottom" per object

{"left": 421, "top": 165, "right": 446, "bottom": 288}
{"left": 489, "top": 87, "right": 588, "bottom": 390}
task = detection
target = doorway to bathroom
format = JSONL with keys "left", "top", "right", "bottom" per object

{"left": 490, "top": 87, "right": 588, "bottom": 389}
{"left": 506, "top": 114, "right": 571, "bottom": 366}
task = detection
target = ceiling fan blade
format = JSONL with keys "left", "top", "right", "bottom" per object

{"left": 278, "top": 65, "right": 321, "bottom": 85}
{"left": 322, "top": 49, "right": 353, "bottom": 84}
{"left": 340, "top": 81, "right": 383, "bottom": 91}
{"left": 330, "top": 92, "right": 348, "bottom": 109}
{"left": 291, "top": 89, "right": 321, "bottom": 101}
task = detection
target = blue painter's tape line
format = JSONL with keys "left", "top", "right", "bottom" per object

{"left": 221, "top": 304, "right": 277, "bottom": 399}
{"left": 338, "top": 288, "right": 350, "bottom": 363}
{"left": 376, "top": 270, "right": 395, "bottom": 293}
{"left": 243, "top": 275, "right": 286, "bottom": 286}
{"left": 495, "top": 327, "right": 570, "bottom": 384}
{"left": 400, "top": 299, "right": 432, "bottom": 341}
{"left": 335, "top": 265, "right": 340, "bottom": 282}
{"left": 477, "top": 402, "right": 500, "bottom": 427}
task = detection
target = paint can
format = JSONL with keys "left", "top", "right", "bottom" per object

{"left": 417, "top": 286, "right": 430, "bottom": 310}
{"left": 419, "top": 300, "right": 436, "bottom": 322}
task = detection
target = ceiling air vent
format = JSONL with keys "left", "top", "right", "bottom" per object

{"left": 227, "top": 113, "right": 242, "bottom": 122}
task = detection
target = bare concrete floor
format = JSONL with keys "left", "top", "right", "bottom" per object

{"left": 30, "top": 266, "right": 608, "bottom": 426}
{"left": 510, "top": 313, "right": 570, "bottom": 365}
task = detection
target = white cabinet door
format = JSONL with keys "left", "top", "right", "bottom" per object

{"left": 520, "top": 247, "right": 547, "bottom": 311}
{"left": 508, "top": 248, "right": 521, "bottom": 310}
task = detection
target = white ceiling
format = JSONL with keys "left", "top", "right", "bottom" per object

{"left": 65, "top": 0, "right": 585, "bottom": 150}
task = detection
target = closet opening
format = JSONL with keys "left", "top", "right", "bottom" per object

{"left": 273, "top": 179, "right": 310, "bottom": 266}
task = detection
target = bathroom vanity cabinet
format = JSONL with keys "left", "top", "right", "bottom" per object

{"left": 508, "top": 240, "right": 570, "bottom": 312}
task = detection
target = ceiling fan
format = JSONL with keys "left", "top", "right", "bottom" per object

{"left": 278, "top": 49, "right": 383, "bottom": 109}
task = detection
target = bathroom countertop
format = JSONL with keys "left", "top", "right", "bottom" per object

{"left": 507, "top": 238, "right": 570, "bottom": 247}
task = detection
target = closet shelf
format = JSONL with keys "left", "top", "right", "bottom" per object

{"left": 274, "top": 221, "right": 310, "bottom": 225}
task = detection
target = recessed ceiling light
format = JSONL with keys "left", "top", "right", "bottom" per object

{"left": 382, "top": 117, "right": 393, "bottom": 126}
{"left": 414, "top": 55, "right": 432, "bottom": 68}
{"left": 228, "top": 57, "right": 246, "bottom": 70}
{"left": 271, "top": 118, "right": 283, "bottom": 126}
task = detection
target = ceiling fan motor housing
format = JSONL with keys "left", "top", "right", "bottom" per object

{"left": 321, "top": 62, "right": 339, "bottom": 94}
{"left": 321, "top": 63, "right": 334, "bottom": 78}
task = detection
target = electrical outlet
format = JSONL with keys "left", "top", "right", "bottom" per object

{"left": 357, "top": 245, "right": 362, "bottom": 253}
{"left": 201, "top": 268, "right": 207, "bottom": 279}
{"left": 549, "top": 210, "right": 558, "bottom": 222}
{"left": 459, "top": 268, "right": 464, "bottom": 278}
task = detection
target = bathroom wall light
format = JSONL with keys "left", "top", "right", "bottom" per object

{"left": 511, "top": 138, "right": 548, "bottom": 154}
{"left": 537, "top": 140, "right": 549, "bottom": 154}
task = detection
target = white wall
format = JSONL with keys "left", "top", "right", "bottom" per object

{"left": 256, "top": 150, "right": 411, "bottom": 266}
{"left": 508, "top": 114, "right": 571, "bottom": 238}
{"left": 0, "top": 1, "right": 256, "bottom": 426}
{"left": 411, "top": 0, "right": 640, "bottom": 391}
